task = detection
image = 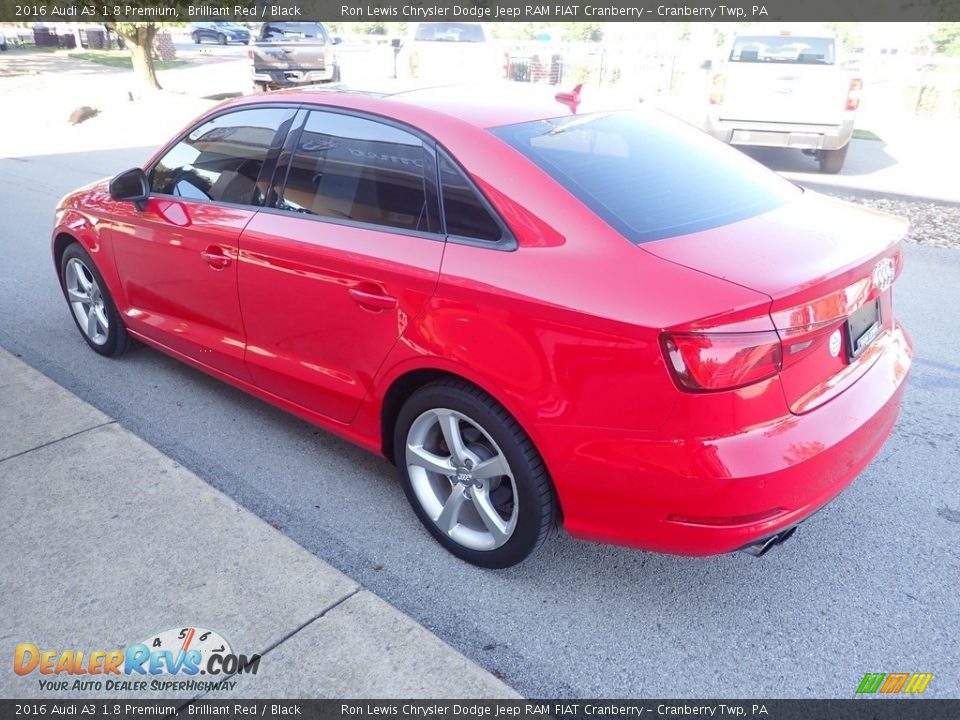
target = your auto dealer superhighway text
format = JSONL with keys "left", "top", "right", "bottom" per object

{"left": 341, "top": 5, "right": 760, "bottom": 18}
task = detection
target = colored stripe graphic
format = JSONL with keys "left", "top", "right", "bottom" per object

{"left": 856, "top": 672, "right": 932, "bottom": 694}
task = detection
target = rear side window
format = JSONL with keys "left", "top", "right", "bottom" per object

{"left": 150, "top": 107, "right": 290, "bottom": 206}
{"left": 491, "top": 111, "right": 798, "bottom": 244}
{"left": 277, "top": 111, "right": 438, "bottom": 234}
{"left": 414, "top": 23, "right": 486, "bottom": 42}
{"left": 439, "top": 154, "right": 502, "bottom": 243}
{"left": 730, "top": 36, "right": 836, "bottom": 65}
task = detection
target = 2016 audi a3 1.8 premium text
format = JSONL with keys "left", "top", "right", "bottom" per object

{"left": 51, "top": 84, "right": 912, "bottom": 567}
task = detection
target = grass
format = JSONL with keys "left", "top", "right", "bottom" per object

{"left": 852, "top": 128, "right": 883, "bottom": 141}
{"left": 69, "top": 51, "right": 186, "bottom": 71}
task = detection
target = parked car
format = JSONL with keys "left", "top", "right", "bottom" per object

{"left": 704, "top": 30, "right": 861, "bottom": 173}
{"left": 190, "top": 22, "right": 250, "bottom": 46}
{"left": 250, "top": 22, "right": 340, "bottom": 92}
{"left": 51, "top": 84, "right": 912, "bottom": 567}
{"left": 396, "top": 22, "right": 503, "bottom": 82}
{"left": 0, "top": 29, "right": 8, "bottom": 51}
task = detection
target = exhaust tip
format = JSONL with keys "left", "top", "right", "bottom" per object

{"left": 739, "top": 525, "right": 798, "bottom": 557}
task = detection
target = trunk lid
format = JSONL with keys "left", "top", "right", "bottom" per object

{"left": 644, "top": 192, "right": 907, "bottom": 413}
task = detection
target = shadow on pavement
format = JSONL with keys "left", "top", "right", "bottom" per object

{"left": 742, "top": 138, "right": 898, "bottom": 177}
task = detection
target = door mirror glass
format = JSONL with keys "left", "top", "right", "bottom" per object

{"left": 109, "top": 167, "right": 149, "bottom": 210}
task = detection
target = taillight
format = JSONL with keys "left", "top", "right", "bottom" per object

{"left": 845, "top": 78, "right": 862, "bottom": 111}
{"left": 709, "top": 74, "right": 725, "bottom": 105}
{"left": 661, "top": 331, "right": 782, "bottom": 392}
{"left": 246, "top": 49, "right": 254, "bottom": 60}
{"left": 503, "top": 51, "right": 510, "bottom": 79}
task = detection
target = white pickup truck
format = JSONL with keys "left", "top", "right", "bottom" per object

{"left": 704, "top": 31, "right": 862, "bottom": 173}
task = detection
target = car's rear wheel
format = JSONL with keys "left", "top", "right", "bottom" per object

{"left": 394, "top": 380, "right": 556, "bottom": 568}
{"left": 192, "top": 32, "right": 200, "bottom": 44}
{"left": 819, "top": 144, "right": 849, "bottom": 174}
{"left": 217, "top": 33, "right": 227, "bottom": 45}
{"left": 60, "top": 243, "right": 134, "bottom": 358}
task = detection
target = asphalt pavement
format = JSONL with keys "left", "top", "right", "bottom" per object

{"left": 1, "top": 77, "right": 958, "bottom": 698}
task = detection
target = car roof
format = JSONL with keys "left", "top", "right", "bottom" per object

{"left": 224, "top": 82, "right": 639, "bottom": 131}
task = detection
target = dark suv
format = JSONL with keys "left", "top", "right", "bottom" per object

{"left": 190, "top": 22, "right": 251, "bottom": 46}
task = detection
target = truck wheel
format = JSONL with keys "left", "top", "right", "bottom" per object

{"left": 819, "top": 145, "right": 849, "bottom": 174}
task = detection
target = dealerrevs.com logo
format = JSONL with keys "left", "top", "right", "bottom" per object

{"left": 13, "top": 626, "right": 260, "bottom": 693}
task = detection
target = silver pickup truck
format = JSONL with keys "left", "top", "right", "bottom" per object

{"left": 704, "top": 31, "right": 862, "bottom": 173}
{"left": 250, "top": 22, "right": 341, "bottom": 92}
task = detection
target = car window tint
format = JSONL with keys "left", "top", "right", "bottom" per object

{"left": 150, "top": 108, "right": 287, "bottom": 206}
{"left": 491, "top": 110, "right": 799, "bottom": 244}
{"left": 278, "top": 111, "right": 437, "bottom": 233}
{"left": 438, "top": 154, "right": 502, "bottom": 242}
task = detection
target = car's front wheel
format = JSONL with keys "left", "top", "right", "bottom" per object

{"left": 218, "top": 33, "right": 227, "bottom": 45}
{"left": 192, "top": 32, "right": 201, "bottom": 44}
{"left": 395, "top": 380, "right": 557, "bottom": 568}
{"left": 60, "top": 243, "right": 134, "bottom": 357}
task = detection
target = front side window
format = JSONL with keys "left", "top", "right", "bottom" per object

{"left": 150, "top": 107, "right": 290, "bottom": 206}
{"left": 491, "top": 110, "right": 799, "bottom": 244}
{"left": 438, "top": 154, "right": 502, "bottom": 243}
{"left": 277, "top": 111, "right": 437, "bottom": 233}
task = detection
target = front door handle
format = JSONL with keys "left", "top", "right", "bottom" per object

{"left": 201, "top": 246, "right": 231, "bottom": 270}
{"left": 348, "top": 287, "right": 397, "bottom": 311}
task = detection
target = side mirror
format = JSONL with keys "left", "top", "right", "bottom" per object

{"left": 109, "top": 167, "right": 149, "bottom": 211}
{"left": 391, "top": 37, "right": 402, "bottom": 49}
{"left": 331, "top": 36, "right": 342, "bottom": 45}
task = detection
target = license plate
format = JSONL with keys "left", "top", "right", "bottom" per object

{"left": 845, "top": 299, "right": 881, "bottom": 360}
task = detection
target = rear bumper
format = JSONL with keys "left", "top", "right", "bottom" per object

{"left": 252, "top": 66, "right": 336, "bottom": 86}
{"left": 706, "top": 114, "right": 856, "bottom": 150}
{"left": 541, "top": 323, "right": 912, "bottom": 555}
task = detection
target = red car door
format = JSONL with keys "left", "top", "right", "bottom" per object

{"left": 111, "top": 107, "right": 295, "bottom": 380}
{"left": 237, "top": 109, "right": 444, "bottom": 423}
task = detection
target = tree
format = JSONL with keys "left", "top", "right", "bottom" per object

{"left": 107, "top": 23, "right": 161, "bottom": 90}
{"left": 931, "top": 23, "right": 960, "bottom": 56}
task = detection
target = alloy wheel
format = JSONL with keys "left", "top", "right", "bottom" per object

{"left": 405, "top": 408, "right": 519, "bottom": 551}
{"left": 64, "top": 257, "right": 109, "bottom": 346}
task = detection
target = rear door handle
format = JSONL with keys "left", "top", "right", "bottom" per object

{"left": 201, "top": 246, "right": 231, "bottom": 270}
{"left": 349, "top": 288, "right": 397, "bottom": 311}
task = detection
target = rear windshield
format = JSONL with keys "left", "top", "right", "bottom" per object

{"left": 730, "top": 36, "right": 836, "bottom": 65}
{"left": 414, "top": 23, "right": 486, "bottom": 42}
{"left": 491, "top": 111, "right": 798, "bottom": 244}
{"left": 260, "top": 23, "right": 328, "bottom": 42}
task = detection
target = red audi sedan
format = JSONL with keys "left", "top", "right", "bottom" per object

{"left": 52, "top": 84, "right": 912, "bottom": 567}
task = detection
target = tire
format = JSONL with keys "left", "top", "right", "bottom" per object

{"left": 0, "top": 43, "right": 7, "bottom": 52}
{"left": 253, "top": 82, "right": 270, "bottom": 94}
{"left": 59, "top": 243, "right": 134, "bottom": 358}
{"left": 218, "top": 34, "right": 227, "bottom": 46}
{"left": 819, "top": 144, "right": 849, "bottom": 174}
{"left": 394, "top": 379, "right": 557, "bottom": 568}
{"left": 243, "top": 40, "right": 250, "bottom": 45}
{"left": 332, "top": 64, "right": 341, "bottom": 82}
{"left": 192, "top": 32, "right": 201, "bottom": 44}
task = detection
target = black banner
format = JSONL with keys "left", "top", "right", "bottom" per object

{"left": 1, "top": 700, "right": 959, "bottom": 720}
{"left": 2, "top": 0, "right": 960, "bottom": 22}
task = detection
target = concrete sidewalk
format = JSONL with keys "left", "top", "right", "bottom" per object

{"left": 0, "top": 347, "right": 517, "bottom": 700}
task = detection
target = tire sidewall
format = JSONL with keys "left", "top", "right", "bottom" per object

{"left": 60, "top": 244, "right": 125, "bottom": 357}
{"left": 394, "top": 384, "right": 549, "bottom": 569}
